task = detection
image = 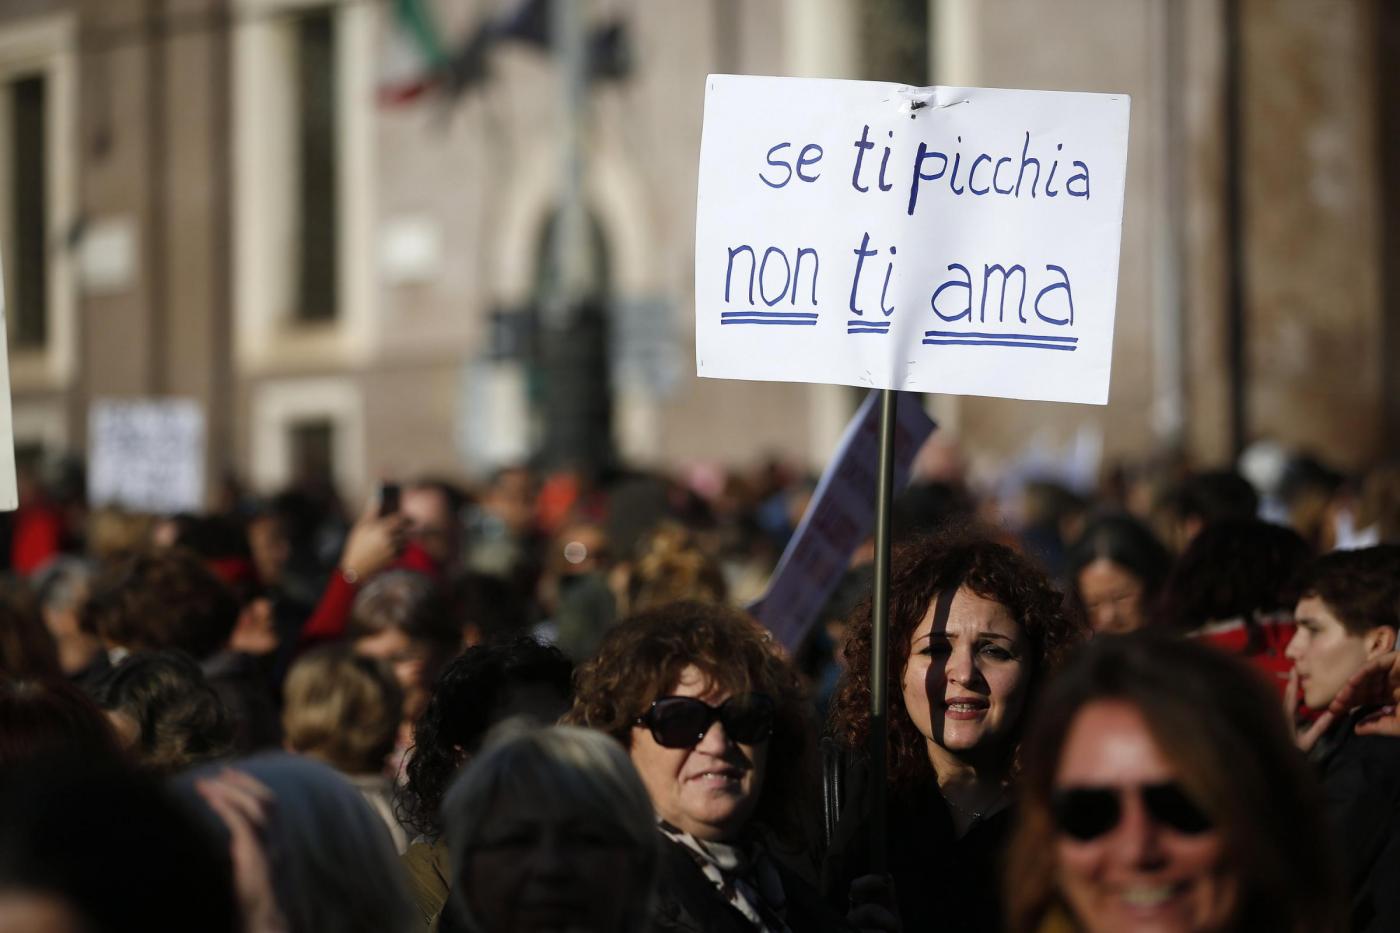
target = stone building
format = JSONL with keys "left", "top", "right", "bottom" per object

{"left": 0, "top": 0, "right": 1393, "bottom": 505}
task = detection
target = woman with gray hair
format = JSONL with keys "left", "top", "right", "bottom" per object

{"left": 189, "top": 752, "right": 416, "bottom": 933}
{"left": 439, "top": 724, "right": 660, "bottom": 933}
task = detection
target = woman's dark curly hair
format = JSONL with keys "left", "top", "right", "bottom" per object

{"left": 829, "top": 533, "right": 1084, "bottom": 790}
{"left": 566, "top": 601, "right": 812, "bottom": 838}
{"left": 398, "top": 638, "right": 573, "bottom": 839}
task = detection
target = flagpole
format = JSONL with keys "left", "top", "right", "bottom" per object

{"left": 869, "top": 388, "right": 897, "bottom": 872}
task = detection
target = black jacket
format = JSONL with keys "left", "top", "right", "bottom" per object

{"left": 651, "top": 833, "right": 852, "bottom": 933}
{"left": 1311, "top": 714, "right": 1400, "bottom": 932}
{"left": 821, "top": 755, "right": 1012, "bottom": 933}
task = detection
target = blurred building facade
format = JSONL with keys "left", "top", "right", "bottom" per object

{"left": 0, "top": 0, "right": 1394, "bottom": 504}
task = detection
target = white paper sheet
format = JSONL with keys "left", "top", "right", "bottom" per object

{"left": 88, "top": 399, "right": 205, "bottom": 514}
{"left": 696, "top": 75, "right": 1131, "bottom": 405}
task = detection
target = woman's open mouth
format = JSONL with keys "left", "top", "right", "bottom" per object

{"left": 942, "top": 697, "right": 989, "bottom": 720}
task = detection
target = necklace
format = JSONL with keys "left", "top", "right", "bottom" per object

{"left": 943, "top": 787, "right": 1005, "bottom": 824}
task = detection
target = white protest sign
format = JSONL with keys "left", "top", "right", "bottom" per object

{"left": 696, "top": 76, "right": 1130, "bottom": 405}
{"left": 0, "top": 253, "right": 16, "bottom": 511}
{"left": 88, "top": 399, "right": 205, "bottom": 514}
{"left": 749, "top": 390, "right": 936, "bottom": 651}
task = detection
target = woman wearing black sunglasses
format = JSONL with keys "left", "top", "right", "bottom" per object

{"left": 569, "top": 601, "right": 886, "bottom": 933}
{"left": 1005, "top": 630, "right": 1343, "bottom": 933}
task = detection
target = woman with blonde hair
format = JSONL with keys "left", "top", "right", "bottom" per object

{"left": 282, "top": 645, "right": 407, "bottom": 850}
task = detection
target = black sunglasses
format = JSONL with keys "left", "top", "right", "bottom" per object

{"left": 1050, "top": 782, "right": 1213, "bottom": 841}
{"left": 634, "top": 694, "right": 776, "bottom": 749}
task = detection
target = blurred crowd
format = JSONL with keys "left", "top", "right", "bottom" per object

{"left": 1, "top": 435, "right": 1399, "bottom": 933}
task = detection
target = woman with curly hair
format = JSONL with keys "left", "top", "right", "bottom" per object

{"left": 569, "top": 601, "right": 883, "bottom": 932}
{"left": 824, "top": 533, "right": 1086, "bottom": 933}
{"left": 396, "top": 638, "right": 573, "bottom": 931}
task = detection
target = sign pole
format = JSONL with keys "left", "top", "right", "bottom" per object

{"left": 868, "top": 388, "right": 898, "bottom": 872}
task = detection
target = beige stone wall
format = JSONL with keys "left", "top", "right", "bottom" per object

{"left": 935, "top": 0, "right": 1167, "bottom": 476}
{"left": 1178, "top": 0, "right": 1234, "bottom": 466}
{"left": 1239, "top": 0, "right": 1381, "bottom": 469}
{"left": 0, "top": 0, "right": 1390, "bottom": 505}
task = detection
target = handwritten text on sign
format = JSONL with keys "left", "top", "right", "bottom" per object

{"left": 695, "top": 76, "right": 1131, "bottom": 405}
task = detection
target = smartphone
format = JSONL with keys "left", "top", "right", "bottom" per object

{"left": 378, "top": 482, "right": 401, "bottom": 517}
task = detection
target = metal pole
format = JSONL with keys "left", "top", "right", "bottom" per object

{"left": 869, "top": 388, "right": 897, "bottom": 872}
{"left": 547, "top": 0, "right": 588, "bottom": 320}
{"left": 539, "top": 0, "right": 612, "bottom": 473}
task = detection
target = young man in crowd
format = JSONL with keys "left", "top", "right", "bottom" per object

{"left": 1286, "top": 545, "right": 1400, "bottom": 933}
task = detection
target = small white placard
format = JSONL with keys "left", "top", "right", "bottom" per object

{"left": 696, "top": 75, "right": 1131, "bottom": 405}
{"left": 380, "top": 215, "right": 442, "bottom": 285}
{"left": 88, "top": 399, "right": 205, "bottom": 514}
{"left": 78, "top": 215, "right": 139, "bottom": 295}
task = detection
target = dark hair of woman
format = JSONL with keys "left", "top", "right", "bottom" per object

{"left": 0, "top": 579, "right": 61, "bottom": 678}
{"left": 1066, "top": 512, "right": 1172, "bottom": 600}
{"left": 0, "top": 758, "right": 239, "bottom": 933}
{"left": 1156, "top": 520, "right": 1312, "bottom": 630}
{"left": 567, "top": 601, "right": 812, "bottom": 837}
{"left": 1005, "top": 630, "right": 1342, "bottom": 933}
{"left": 398, "top": 637, "right": 573, "bottom": 839}
{"left": 0, "top": 677, "right": 121, "bottom": 767}
{"left": 92, "top": 650, "right": 235, "bottom": 776}
{"left": 829, "top": 533, "right": 1084, "bottom": 790}
{"left": 349, "top": 569, "right": 461, "bottom": 649}
{"left": 81, "top": 548, "right": 240, "bottom": 659}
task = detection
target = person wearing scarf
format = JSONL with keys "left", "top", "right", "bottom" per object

{"left": 567, "top": 602, "right": 895, "bottom": 933}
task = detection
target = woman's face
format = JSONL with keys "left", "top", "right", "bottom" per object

{"left": 1285, "top": 595, "right": 1378, "bottom": 709}
{"left": 463, "top": 785, "right": 638, "bottom": 933}
{"left": 902, "top": 587, "right": 1031, "bottom": 765}
{"left": 1053, "top": 700, "right": 1234, "bottom": 933}
{"left": 0, "top": 892, "right": 90, "bottom": 933}
{"left": 352, "top": 630, "right": 446, "bottom": 724}
{"left": 628, "top": 664, "right": 768, "bottom": 841}
{"left": 1078, "top": 559, "right": 1148, "bottom": 635}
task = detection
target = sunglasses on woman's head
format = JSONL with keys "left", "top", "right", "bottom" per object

{"left": 634, "top": 694, "right": 775, "bottom": 749}
{"left": 1050, "top": 782, "right": 1213, "bottom": 841}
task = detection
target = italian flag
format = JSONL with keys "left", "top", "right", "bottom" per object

{"left": 378, "top": 0, "right": 450, "bottom": 105}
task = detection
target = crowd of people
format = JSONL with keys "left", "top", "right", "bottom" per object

{"left": 1, "top": 440, "right": 1399, "bottom": 933}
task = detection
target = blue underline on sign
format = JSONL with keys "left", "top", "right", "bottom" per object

{"left": 923, "top": 330, "right": 1078, "bottom": 344}
{"left": 848, "top": 322, "right": 891, "bottom": 334}
{"left": 922, "top": 338, "right": 1077, "bottom": 351}
{"left": 721, "top": 309, "right": 819, "bottom": 326}
{"left": 723, "top": 319, "right": 820, "bottom": 326}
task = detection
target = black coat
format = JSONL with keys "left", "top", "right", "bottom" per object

{"left": 821, "top": 755, "right": 1012, "bottom": 933}
{"left": 651, "top": 833, "right": 853, "bottom": 933}
{"left": 1311, "top": 714, "right": 1400, "bottom": 932}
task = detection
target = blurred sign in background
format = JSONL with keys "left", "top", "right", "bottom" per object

{"left": 88, "top": 398, "right": 205, "bottom": 514}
